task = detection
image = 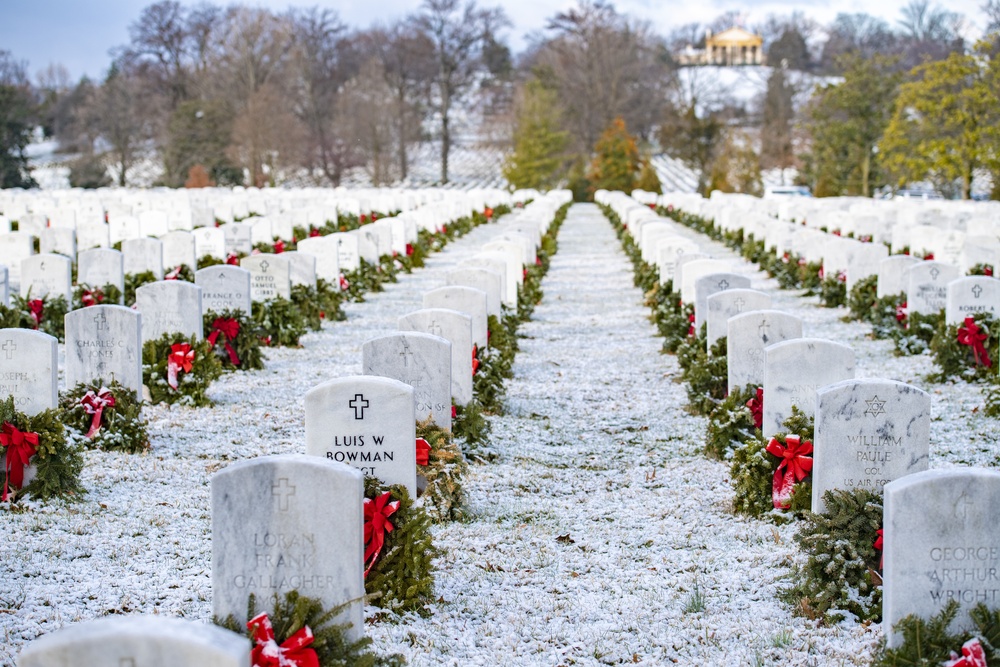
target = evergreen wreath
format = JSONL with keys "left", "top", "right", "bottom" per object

{"left": 782, "top": 488, "right": 883, "bottom": 624}
{"left": 488, "top": 313, "right": 519, "bottom": 358}
{"left": 969, "top": 263, "right": 995, "bottom": 277}
{"left": 891, "top": 311, "right": 941, "bottom": 356}
{"left": 872, "top": 600, "right": 1000, "bottom": 667}
{"left": 847, "top": 275, "right": 880, "bottom": 322}
{"left": 930, "top": 312, "right": 999, "bottom": 383}
{"left": 197, "top": 254, "right": 224, "bottom": 270}
{"left": 984, "top": 380, "right": 1000, "bottom": 418}
{"left": 142, "top": 333, "right": 223, "bottom": 407}
{"left": 215, "top": 591, "right": 405, "bottom": 667}
{"left": 705, "top": 384, "right": 760, "bottom": 460}
{"left": 416, "top": 418, "right": 469, "bottom": 523}
{"left": 315, "top": 278, "right": 347, "bottom": 322}
{"left": 363, "top": 477, "right": 436, "bottom": 615}
{"left": 0, "top": 301, "right": 32, "bottom": 328}
{"left": 203, "top": 309, "right": 265, "bottom": 371}
{"left": 163, "top": 264, "right": 195, "bottom": 282}
{"left": 678, "top": 333, "right": 728, "bottom": 417}
{"left": 73, "top": 283, "right": 123, "bottom": 309}
{"left": 452, "top": 399, "right": 492, "bottom": 450}
{"left": 818, "top": 274, "right": 848, "bottom": 308}
{"left": 0, "top": 396, "right": 83, "bottom": 503}
{"left": 661, "top": 301, "right": 695, "bottom": 354}
{"left": 731, "top": 407, "right": 814, "bottom": 519}
{"left": 124, "top": 270, "right": 158, "bottom": 306}
{"left": 60, "top": 379, "right": 149, "bottom": 453}
{"left": 251, "top": 297, "right": 308, "bottom": 348}
{"left": 11, "top": 293, "right": 69, "bottom": 341}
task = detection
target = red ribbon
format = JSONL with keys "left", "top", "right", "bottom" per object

{"left": 687, "top": 312, "right": 695, "bottom": 337}
{"left": 81, "top": 388, "right": 116, "bottom": 439}
{"left": 309, "top": 228, "right": 321, "bottom": 237}
{"left": 958, "top": 317, "right": 992, "bottom": 368}
{"left": 207, "top": 318, "right": 241, "bottom": 366}
{"left": 247, "top": 612, "right": 319, "bottom": 667}
{"left": 274, "top": 239, "right": 285, "bottom": 253}
{"left": 472, "top": 344, "right": 479, "bottom": 376}
{"left": 406, "top": 243, "right": 414, "bottom": 256}
{"left": 339, "top": 274, "right": 350, "bottom": 291}
{"left": 0, "top": 422, "right": 39, "bottom": 501}
{"left": 81, "top": 289, "right": 105, "bottom": 307}
{"left": 944, "top": 638, "right": 988, "bottom": 667}
{"left": 416, "top": 437, "right": 430, "bottom": 466}
{"left": 895, "top": 301, "right": 907, "bottom": 323}
{"left": 874, "top": 528, "right": 884, "bottom": 571}
{"left": 765, "top": 434, "right": 813, "bottom": 509}
{"left": 226, "top": 254, "right": 240, "bottom": 265}
{"left": 924, "top": 253, "right": 935, "bottom": 261}
{"left": 363, "top": 491, "right": 400, "bottom": 577}
{"left": 986, "top": 266, "right": 994, "bottom": 277}
{"left": 746, "top": 387, "right": 763, "bottom": 429}
{"left": 164, "top": 266, "right": 182, "bottom": 280}
{"left": 484, "top": 207, "right": 494, "bottom": 219}
{"left": 167, "top": 343, "right": 195, "bottom": 390}
{"left": 28, "top": 299, "right": 43, "bottom": 328}
{"left": 452, "top": 405, "right": 457, "bottom": 419}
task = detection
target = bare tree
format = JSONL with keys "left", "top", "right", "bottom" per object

{"left": 415, "top": 0, "right": 509, "bottom": 183}
{"left": 120, "top": 0, "right": 193, "bottom": 109}
{"left": 228, "top": 82, "right": 305, "bottom": 187}
{"left": 94, "top": 64, "right": 156, "bottom": 186}
{"left": 337, "top": 59, "right": 399, "bottom": 185}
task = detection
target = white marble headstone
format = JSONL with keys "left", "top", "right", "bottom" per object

{"left": 446, "top": 268, "right": 503, "bottom": 317}
{"left": 705, "top": 288, "right": 771, "bottom": 348}
{"left": 296, "top": 236, "right": 340, "bottom": 282}
{"left": 211, "top": 455, "right": 364, "bottom": 637}
{"left": 423, "top": 286, "right": 489, "bottom": 349}
{"left": 883, "top": 468, "right": 1000, "bottom": 647}
{"left": 64, "top": 305, "right": 142, "bottom": 399}
{"left": 878, "top": 255, "right": 921, "bottom": 298}
{"left": 399, "top": 308, "right": 473, "bottom": 406}
{"left": 222, "top": 222, "right": 253, "bottom": 256}
{"left": 282, "top": 251, "right": 317, "bottom": 288}
{"left": 39, "top": 227, "right": 76, "bottom": 259}
{"left": 193, "top": 226, "right": 226, "bottom": 260}
{"left": 196, "top": 266, "right": 252, "bottom": 316}
{"left": 0, "top": 329, "right": 58, "bottom": 416}
{"left": 727, "top": 310, "right": 803, "bottom": 393}
{"left": 812, "top": 378, "right": 930, "bottom": 513}
{"left": 78, "top": 248, "right": 125, "bottom": 297}
{"left": 20, "top": 254, "right": 72, "bottom": 301}
{"left": 241, "top": 254, "right": 291, "bottom": 302}
{"left": 305, "top": 376, "right": 417, "bottom": 495}
{"left": 693, "top": 272, "right": 751, "bottom": 331}
{"left": 363, "top": 332, "right": 452, "bottom": 431}
{"left": 906, "top": 261, "right": 961, "bottom": 316}
{"left": 135, "top": 281, "right": 203, "bottom": 342}
{"left": 123, "top": 237, "right": 164, "bottom": 280}
{"left": 945, "top": 276, "right": 1000, "bottom": 325}
{"left": 161, "top": 230, "right": 197, "bottom": 271}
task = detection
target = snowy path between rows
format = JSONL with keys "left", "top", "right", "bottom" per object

{"left": 2, "top": 203, "right": 996, "bottom": 666}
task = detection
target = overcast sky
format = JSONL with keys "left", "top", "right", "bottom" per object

{"left": 0, "top": 0, "right": 989, "bottom": 81}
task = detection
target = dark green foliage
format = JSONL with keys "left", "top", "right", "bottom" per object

{"left": 163, "top": 265, "right": 195, "bottom": 282}
{"left": 984, "top": 380, "right": 1000, "bottom": 417}
{"left": 930, "top": 312, "right": 999, "bottom": 383}
{"left": 0, "top": 397, "right": 83, "bottom": 502}
{"left": 0, "top": 302, "right": 31, "bottom": 329}
{"left": 251, "top": 297, "right": 308, "bottom": 348}
{"left": 142, "top": 333, "right": 223, "bottom": 407}
{"left": 0, "top": 77, "right": 37, "bottom": 189}
{"left": 341, "top": 261, "right": 384, "bottom": 302}
{"left": 731, "top": 407, "right": 814, "bottom": 518}
{"left": 783, "top": 488, "right": 883, "bottom": 623}
{"left": 10, "top": 294, "right": 69, "bottom": 342}
{"left": 197, "top": 254, "right": 224, "bottom": 270}
{"left": 968, "top": 263, "right": 995, "bottom": 277}
{"left": 679, "top": 333, "right": 728, "bottom": 416}
{"left": 891, "top": 311, "right": 941, "bottom": 356}
{"left": 870, "top": 600, "right": 1000, "bottom": 667}
{"left": 364, "top": 479, "right": 436, "bottom": 614}
{"left": 73, "top": 283, "right": 123, "bottom": 309}
{"left": 819, "top": 275, "right": 847, "bottom": 308}
{"left": 705, "top": 384, "right": 760, "bottom": 460}
{"left": 215, "top": 591, "right": 405, "bottom": 667}
{"left": 291, "top": 284, "right": 330, "bottom": 331}
{"left": 124, "top": 271, "right": 158, "bottom": 306}
{"left": 452, "top": 399, "right": 491, "bottom": 449}
{"left": 60, "top": 380, "right": 149, "bottom": 453}
{"left": 203, "top": 310, "right": 265, "bottom": 371}
{"left": 416, "top": 418, "right": 469, "bottom": 522}
{"left": 847, "top": 274, "right": 879, "bottom": 321}
{"left": 473, "top": 345, "right": 509, "bottom": 415}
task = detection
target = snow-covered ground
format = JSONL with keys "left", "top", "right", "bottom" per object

{"left": 2, "top": 202, "right": 994, "bottom": 666}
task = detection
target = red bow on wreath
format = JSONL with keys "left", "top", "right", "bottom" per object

{"left": 406, "top": 243, "right": 414, "bottom": 257}
{"left": 764, "top": 434, "right": 813, "bottom": 509}
{"left": 226, "top": 254, "right": 240, "bottom": 266}
{"left": 416, "top": 437, "right": 430, "bottom": 466}
{"left": 944, "top": 638, "right": 988, "bottom": 667}
{"left": 273, "top": 239, "right": 285, "bottom": 254}
{"left": 895, "top": 301, "right": 907, "bottom": 324}
{"left": 746, "top": 387, "right": 763, "bottom": 430}
{"left": 874, "top": 528, "right": 884, "bottom": 571}
{"left": 81, "top": 289, "right": 104, "bottom": 307}
{"left": 0, "top": 422, "right": 38, "bottom": 501}
{"left": 247, "top": 612, "right": 319, "bottom": 667}
{"left": 958, "top": 317, "right": 992, "bottom": 368}
{"left": 81, "top": 388, "right": 116, "bottom": 439}
{"left": 164, "top": 266, "right": 182, "bottom": 280}
{"left": 363, "top": 492, "right": 400, "bottom": 577}
{"left": 207, "top": 318, "right": 241, "bottom": 366}
{"left": 338, "top": 274, "right": 350, "bottom": 292}
{"left": 167, "top": 343, "right": 195, "bottom": 390}
{"left": 28, "top": 299, "right": 43, "bottom": 329}
{"left": 309, "top": 228, "right": 321, "bottom": 237}
{"left": 687, "top": 312, "right": 696, "bottom": 337}
{"left": 472, "top": 344, "right": 479, "bottom": 376}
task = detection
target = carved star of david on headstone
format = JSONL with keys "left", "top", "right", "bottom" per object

{"left": 930, "top": 267, "right": 940, "bottom": 280}
{"left": 973, "top": 284, "right": 983, "bottom": 299}
{"left": 2, "top": 340, "right": 15, "bottom": 360}
{"left": 864, "top": 395, "right": 887, "bottom": 417}
{"left": 272, "top": 477, "right": 295, "bottom": 512}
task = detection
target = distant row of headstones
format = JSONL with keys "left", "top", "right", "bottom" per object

{"left": 9, "top": 190, "right": 571, "bottom": 665}
{"left": 600, "top": 189, "right": 1000, "bottom": 647}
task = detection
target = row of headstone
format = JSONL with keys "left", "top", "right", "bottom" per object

{"left": 649, "top": 189, "right": 1000, "bottom": 650}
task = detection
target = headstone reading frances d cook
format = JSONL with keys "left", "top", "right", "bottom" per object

{"left": 812, "top": 378, "right": 930, "bottom": 513}
{"left": 304, "top": 375, "right": 417, "bottom": 495}
{"left": 211, "top": 455, "right": 365, "bottom": 640}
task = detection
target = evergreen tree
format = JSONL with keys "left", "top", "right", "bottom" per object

{"left": 760, "top": 66, "right": 796, "bottom": 176}
{"left": 0, "top": 51, "right": 37, "bottom": 189}
{"left": 635, "top": 156, "right": 662, "bottom": 194}
{"left": 502, "top": 78, "right": 570, "bottom": 190}
{"left": 587, "top": 116, "right": 639, "bottom": 194}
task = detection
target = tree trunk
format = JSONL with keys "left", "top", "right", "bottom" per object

{"left": 861, "top": 151, "right": 871, "bottom": 198}
{"left": 440, "top": 110, "right": 450, "bottom": 184}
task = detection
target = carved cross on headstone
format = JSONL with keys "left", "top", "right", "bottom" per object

{"left": 399, "top": 342, "right": 413, "bottom": 367}
{"left": 718, "top": 279, "right": 730, "bottom": 290}
{"left": 428, "top": 321, "right": 443, "bottom": 337}
{"left": 349, "top": 394, "right": 369, "bottom": 419}
{"left": 734, "top": 297, "right": 746, "bottom": 313}
{"left": 1, "top": 340, "right": 15, "bottom": 360}
{"left": 758, "top": 321, "right": 772, "bottom": 343}
{"left": 95, "top": 312, "right": 108, "bottom": 331}
{"left": 930, "top": 267, "right": 941, "bottom": 280}
{"left": 260, "top": 260, "right": 269, "bottom": 272}
{"left": 954, "top": 491, "right": 974, "bottom": 523}
{"left": 272, "top": 477, "right": 295, "bottom": 512}
{"left": 973, "top": 284, "right": 983, "bottom": 299}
